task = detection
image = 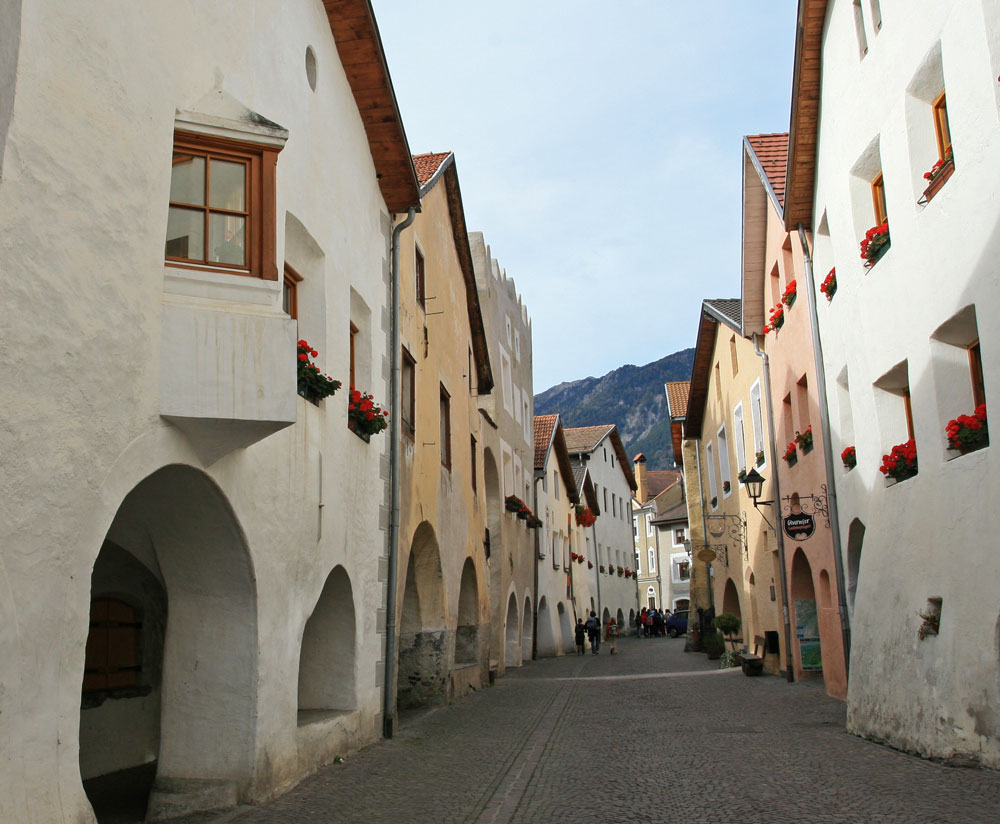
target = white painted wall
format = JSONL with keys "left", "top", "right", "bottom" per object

{"left": 811, "top": 0, "right": 1000, "bottom": 767}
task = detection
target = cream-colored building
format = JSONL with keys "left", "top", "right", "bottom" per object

{"left": 392, "top": 152, "right": 494, "bottom": 713}
{"left": 0, "top": 2, "right": 423, "bottom": 821}
{"left": 631, "top": 456, "right": 687, "bottom": 615}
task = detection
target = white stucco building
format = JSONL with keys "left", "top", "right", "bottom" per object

{"left": 0, "top": 2, "right": 423, "bottom": 821}
{"left": 786, "top": 0, "right": 1000, "bottom": 766}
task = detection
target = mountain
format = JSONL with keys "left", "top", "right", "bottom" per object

{"left": 534, "top": 349, "right": 695, "bottom": 471}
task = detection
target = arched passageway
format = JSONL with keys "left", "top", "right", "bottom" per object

{"left": 298, "top": 566, "right": 356, "bottom": 723}
{"left": 846, "top": 518, "right": 865, "bottom": 617}
{"left": 398, "top": 523, "right": 447, "bottom": 709}
{"left": 602, "top": 606, "right": 611, "bottom": 626}
{"left": 616, "top": 608, "right": 624, "bottom": 627}
{"left": 791, "top": 548, "right": 822, "bottom": 673}
{"left": 504, "top": 594, "right": 520, "bottom": 668}
{"left": 629, "top": 608, "right": 636, "bottom": 627}
{"left": 557, "top": 602, "right": 574, "bottom": 654}
{"left": 537, "top": 597, "right": 555, "bottom": 657}
{"left": 521, "top": 596, "right": 533, "bottom": 661}
{"left": 722, "top": 577, "right": 743, "bottom": 641}
{"left": 80, "top": 465, "right": 257, "bottom": 822}
{"left": 455, "top": 558, "right": 480, "bottom": 666}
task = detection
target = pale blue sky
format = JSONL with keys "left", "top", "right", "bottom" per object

{"left": 371, "top": 1, "right": 798, "bottom": 393}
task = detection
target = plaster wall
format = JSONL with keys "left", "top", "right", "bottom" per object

{"left": 535, "top": 460, "right": 578, "bottom": 655}
{"left": 0, "top": 1, "right": 396, "bottom": 820}
{"left": 470, "top": 232, "right": 535, "bottom": 671}
{"left": 810, "top": 0, "right": 1000, "bottom": 764}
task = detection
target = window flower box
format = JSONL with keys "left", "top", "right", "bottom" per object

{"left": 588, "top": 561, "right": 593, "bottom": 569}
{"left": 820, "top": 268, "right": 837, "bottom": 301}
{"left": 763, "top": 303, "right": 784, "bottom": 334}
{"left": 738, "top": 468, "right": 747, "bottom": 482}
{"left": 722, "top": 480, "right": 731, "bottom": 494}
{"left": 860, "top": 221, "right": 890, "bottom": 268}
{"left": 505, "top": 495, "right": 526, "bottom": 512}
{"left": 795, "top": 426, "right": 813, "bottom": 455}
{"left": 782, "top": 441, "right": 798, "bottom": 466}
{"left": 782, "top": 280, "right": 797, "bottom": 308}
{"left": 946, "top": 404, "right": 988, "bottom": 455}
{"left": 710, "top": 496, "right": 718, "bottom": 508}
{"left": 599, "top": 565, "right": 606, "bottom": 573}
{"left": 347, "top": 388, "right": 389, "bottom": 440}
{"left": 575, "top": 504, "right": 597, "bottom": 527}
{"left": 921, "top": 152, "right": 954, "bottom": 203}
{"left": 841, "top": 445, "right": 857, "bottom": 470}
{"left": 880, "top": 439, "right": 917, "bottom": 483}
{"left": 755, "top": 450, "right": 765, "bottom": 467}
{"left": 297, "top": 340, "right": 341, "bottom": 404}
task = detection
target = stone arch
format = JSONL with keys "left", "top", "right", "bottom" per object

{"left": 81, "top": 465, "right": 258, "bottom": 821}
{"left": 504, "top": 593, "right": 520, "bottom": 668}
{"left": 455, "top": 558, "right": 480, "bottom": 666}
{"left": 747, "top": 569, "right": 761, "bottom": 642}
{"left": 297, "top": 565, "right": 356, "bottom": 721}
{"left": 846, "top": 518, "right": 866, "bottom": 616}
{"left": 522, "top": 595, "right": 533, "bottom": 661}
{"left": 616, "top": 608, "right": 624, "bottom": 627}
{"left": 819, "top": 569, "right": 833, "bottom": 610}
{"left": 791, "top": 548, "right": 822, "bottom": 674}
{"left": 629, "top": 607, "right": 636, "bottom": 627}
{"left": 557, "top": 602, "right": 574, "bottom": 654}
{"left": 398, "top": 522, "right": 447, "bottom": 710}
{"left": 602, "top": 606, "right": 611, "bottom": 626}
{"left": 537, "top": 597, "right": 555, "bottom": 657}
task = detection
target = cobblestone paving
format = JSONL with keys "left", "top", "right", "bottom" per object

{"left": 174, "top": 637, "right": 1000, "bottom": 824}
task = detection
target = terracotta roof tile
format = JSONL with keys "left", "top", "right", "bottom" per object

{"left": 647, "top": 469, "right": 681, "bottom": 500}
{"left": 412, "top": 152, "right": 451, "bottom": 186}
{"left": 746, "top": 132, "right": 789, "bottom": 208}
{"left": 563, "top": 425, "right": 615, "bottom": 453}
{"left": 534, "top": 414, "right": 558, "bottom": 470}
{"left": 665, "top": 381, "right": 690, "bottom": 420}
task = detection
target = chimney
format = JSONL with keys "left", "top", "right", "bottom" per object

{"left": 633, "top": 453, "right": 647, "bottom": 502}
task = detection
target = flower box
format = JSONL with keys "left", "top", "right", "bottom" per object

{"left": 795, "top": 426, "right": 813, "bottom": 455}
{"left": 505, "top": 495, "right": 525, "bottom": 512}
{"left": 820, "top": 268, "right": 837, "bottom": 301}
{"left": 946, "top": 404, "right": 988, "bottom": 455}
{"left": 297, "top": 340, "right": 341, "bottom": 404}
{"left": 880, "top": 439, "right": 917, "bottom": 483}
{"left": 921, "top": 154, "right": 954, "bottom": 204}
{"left": 347, "top": 388, "right": 389, "bottom": 439}
{"left": 755, "top": 450, "right": 765, "bottom": 467}
{"left": 860, "top": 221, "right": 890, "bottom": 268}
{"left": 587, "top": 561, "right": 593, "bottom": 569}
{"left": 575, "top": 505, "right": 597, "bottom": 527}
{"left": 710, "top": 496, "right": 718, "bottom": 508}
{"left": 763, "top": 303, "right": 784, "bottom": 334}
{"left": 841, "top": 445, "right": 857, "bottom": 470}
{"left": 722, "top": 480, "right": 731, "bottom": 494}
{"left": 782, "top": 442, "right": 798, "bottom": 466}
{"left": 738, "top": 469, "right": 747, "bottom": 482}
{"left": 782, "top": 280, "right": 797, "bottom": 308}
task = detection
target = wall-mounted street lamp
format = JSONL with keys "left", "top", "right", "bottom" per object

{"left": 740, "top": 467, "right": 775, "bottom": 529}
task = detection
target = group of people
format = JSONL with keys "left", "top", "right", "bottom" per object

{"left": 575, "top": 611, "right": 620, "bottom": 655}
{"left": 636, "top": 606, "right": 670, "bottom": 637}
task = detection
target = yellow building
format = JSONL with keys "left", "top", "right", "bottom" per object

{"left": 393, "top": 152, "right": 494, "bottom": 712}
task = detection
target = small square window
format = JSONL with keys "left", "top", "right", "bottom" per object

{"left": 415, "top": 248, "right": 426, "bottom": 310}
{"left": 283, "top": 264, "right": 302, "bottom": 320}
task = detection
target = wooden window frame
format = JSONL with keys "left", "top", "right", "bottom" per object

{"left": 470, "top": 435, "right": 478, "bottom": 495}
{"left": 283, "top": 263, "right": 302, "bottom": 320}
{"left": 903, "top": 388, "right": 914, "bottom": 441}
{"left": 83, "top": 598, "right": 141, "bottom": 692}
{"left": 871, "top": 173, "right": 887, "bottom": 226}
{"left": 415, "top": 247, "right": 426, "bottom": 310}
{"left": 969, "top": 339, "right": 986, "bottom": 408}
{"left": 439, "top": 384, "right": 451, "bottom": 470}
{"left": 166, "top": 131, "right": 280, "bottom": 280}
{"left": 932, "top": 92, "right": 952, "bottom": 160}
{"left": 401, "top": 347, "right": 416, "bottom": 438}
{"left": 349, "top": 322, "right": 359, "bottom": 390}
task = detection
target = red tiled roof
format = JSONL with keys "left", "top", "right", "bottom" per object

{"left": 534, "top": 414, "right": 558, "bottom": 470}
{"left": 413, "top": 152, "right": 451, "bottom": 186}
{"left": 647, "top": 470, "right": 681, "bottom": 500}
{"left": 563, "top": 425, "right": 614, "bottom": 453}
{"left": 665, "top": 381, "right": 690, "bottom": 419}
{"left": 746, "top": 133, "right": 789, "bottom": 207}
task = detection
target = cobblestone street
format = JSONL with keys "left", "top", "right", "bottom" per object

{"left": 169, "top": 636, "right": 1000, "bottom": 824}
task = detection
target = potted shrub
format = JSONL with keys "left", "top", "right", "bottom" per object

{"left": 820, "top": 268, "right": 837, "bottom": 301}
{"left": 782, "top": 279, "right": 797, "bottom": 308}
{"left": 713, "top": 613, "right": 742, "bottom": 650}
{"left": 946, "top": 404, "right": 988, "bottom": 455}
{"left": 795, "top": 426, "right": 814, "bottom": 455}
{"left": 860, "top": 220, "right": 890, "bottom": 268}
{"left": 782, "top": 441, "right": 798, "bottom": 466}
{"left": 921, "top": 150, "right": 954, "bottom": 202}
{"left": 347, "top": 388, "right": 389, "bottom": 441}
{"left": 880, "top": 438, "right": 918, "bottom": 483}
{"left": 297, "top": 340, "right": 341, "bottom": 403}
{"left": 841, "top": 445, "right": 857, "bottom": 470}
{"left": 703, "top": 631, "right": 725, "bottom": 660}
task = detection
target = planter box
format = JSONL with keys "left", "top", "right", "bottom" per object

{"left": 921, "top": 157, "right": 955, "bottom": 203}
{"left": 347, "top": 418, "right": 371, "bottom": 443}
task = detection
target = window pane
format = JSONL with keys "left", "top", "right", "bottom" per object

{"left": 166, "top": 206, "right": 204, "bottom": 259}
{"left": 209, "top": 213, "right": 246, "bottom": 265}
{"left": 170, "top": 154, "right": 205, "bottom": 205}
{"left": 209, "top": 159, "right": 246, "bottom": 210}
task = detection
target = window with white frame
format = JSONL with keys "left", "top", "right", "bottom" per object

{"left": 733, "top": 403, "right": 747, "bottom": 474}
{"left": 718, "top": 425, "right": 732, "bottom": 497}
{"left": 646, "top": 513, "right": 653, "bottom": 537}
{"left": 671, "top": 553, "right": 690, "bottom": 582}
{"left": 750, "top": 380, "right": 766, "bottom": 469}
{"left": 648, "top": 548, "right": 656, "bottom": 573}
{"left": 705, "top": 441, "right": 718, "bottom": 506}
{"left": 553, "top": 470, "right": 560, "bottom": 500}
{"left": 672, "top": 526, "right": 686, "bottom": 547}
{"left": 633, "top": 516, "right": 638, "bottom": 538}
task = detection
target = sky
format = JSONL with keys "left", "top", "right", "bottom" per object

{"left": 371, "top": 1, "right": 798, "bottom": 393}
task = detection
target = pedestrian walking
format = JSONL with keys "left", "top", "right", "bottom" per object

{"left": 585, "top": 610, "right": 600, "bottom": 654}
{"left": 574, "top": 619, "right": 586, "bottom": 655}
{"left": 605, "top": 616, "right": 619, "bottom": 655}
{"left": 653, "top": 609, "right": 664, "bottom": 637}
{"left": 637, "top": 607, "right": 646, "bottom": 638}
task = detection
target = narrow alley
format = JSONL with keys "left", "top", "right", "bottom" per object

{"left": 170, "top": 638, "right": 1000, "bottom": 824}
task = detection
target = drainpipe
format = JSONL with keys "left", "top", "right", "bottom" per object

{"left": 591, "top": 520, "right": 601, "bottom": 622}
{"left": 383, "top": 207, "right": 417, "bottom": 739}
{"left": 752, "top": 333, "right": 795, "bottom": 683}
{"left": 798, "top": 224, "right": 851, "bottom": 676}
{"left": 531, "top": 474, "right": 541, "bottom": 660}
{"left": 693, "top": 443, "right": 714, "bottom": 612}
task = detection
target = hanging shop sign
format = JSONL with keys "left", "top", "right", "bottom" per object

{"left": 783, "top": 512, "right": 816, "bottom": 540}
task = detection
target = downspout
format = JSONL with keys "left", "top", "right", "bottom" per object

{"left": 383, "top": 206, "right": 417, "bottom": 739}
{"left": 798, "top": 224, "right": 852, "bottom": 676}
{"left": 532, "top": 474, "right": 541, "bottom": 660}
{"left": 591, "top": 520, "right": 601, "bottom": 621}
{"left": 752, "top": 333, "right": 795, "bottom": 683}
{"left": 693, "top": 443, "right": 714, "bottom": 611}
